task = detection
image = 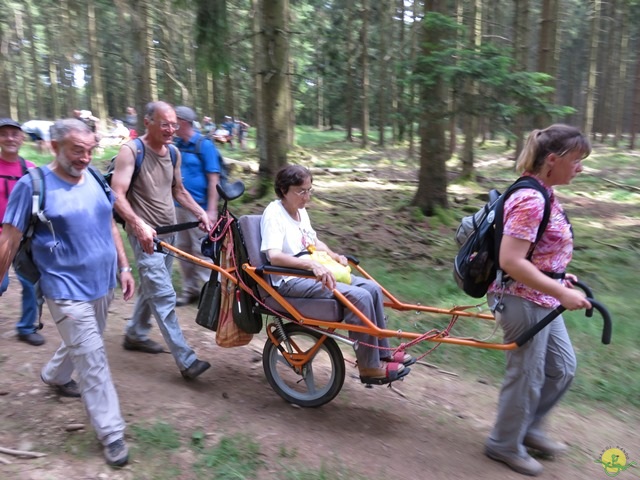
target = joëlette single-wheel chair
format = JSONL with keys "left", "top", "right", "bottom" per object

{"left": 155, "top": 181, "right": 613, "bottom": 408}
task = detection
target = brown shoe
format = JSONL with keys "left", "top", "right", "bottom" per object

{"left": 181, "top": 359, "right": 211, "bottom": 380}
{"left": 123, "top": 337, "right": 164, "bottom": 354}
{"left": 41, "top": 374, "right": 81, "bottom": 398}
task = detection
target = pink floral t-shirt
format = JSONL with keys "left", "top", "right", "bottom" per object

{"left": 488, "top": 175, "right": 573, "bottom": 308}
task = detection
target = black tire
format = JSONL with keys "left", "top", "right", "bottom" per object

{"left": 263, "top": 323, "right": 345, "bottom": 408}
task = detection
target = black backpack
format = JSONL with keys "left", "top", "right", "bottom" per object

{"left": 453, "top": 176, "right": 551, "bottom": 298}
{"left": 104, "top": 138, "right": 177, "bottom": 225}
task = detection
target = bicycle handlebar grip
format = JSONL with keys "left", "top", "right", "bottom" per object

{"left": 570, "top": 279, "right": 594, "bottom": 317}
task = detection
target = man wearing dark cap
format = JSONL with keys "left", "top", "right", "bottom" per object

{"left": 174, "top": 106, "right": 223, "bottom": 306}
{"left": 0, "top": 118, "right": 45, "bottom": 346}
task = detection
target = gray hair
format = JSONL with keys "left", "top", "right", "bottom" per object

{"left": 144, "top": 101, "right": 173, "bottom": 121}
{"left": 49, "top": 118, "right": 93, "bottom": 142}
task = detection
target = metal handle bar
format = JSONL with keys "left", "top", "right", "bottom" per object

{"left": 515, "top": 298, "right": 611, "bottom": 347}
{"left": 570, "top": 280, "right": 594, "bottom": 317}
{"left": 154, "top": 221, "right": 200, "bottom": 235}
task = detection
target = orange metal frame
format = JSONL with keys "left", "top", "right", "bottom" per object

{"left": 158, "top": 240, "right": 518, "bottom": 351}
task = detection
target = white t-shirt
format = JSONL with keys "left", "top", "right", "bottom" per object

{"left": 260, "top": 199, "right": 317, "bottom": 286}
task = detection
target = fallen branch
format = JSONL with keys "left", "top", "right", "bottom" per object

{"left": 0, "top": 455, "right": 11, "bottom": 464}
{"left": 0, "top": 446, "right": 47, "bottom": 458}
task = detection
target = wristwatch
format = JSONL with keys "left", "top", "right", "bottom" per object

{"left": 119, "top": 267, "right": 133, "bottom": 273}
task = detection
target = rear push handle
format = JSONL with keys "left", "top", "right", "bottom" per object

{"left": 515, "top": 298, "right": 611, "bottom": 347}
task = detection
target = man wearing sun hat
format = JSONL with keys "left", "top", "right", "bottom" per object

{"left": 0, "top": 118, "right": 45, "bottom": 346}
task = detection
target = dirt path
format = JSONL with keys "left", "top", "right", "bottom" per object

{"left": 1, "top": 277, "right": 639, "bottom": 480}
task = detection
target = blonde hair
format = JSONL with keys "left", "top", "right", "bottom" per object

{"left": 516, "top": 124, "right": 591, "bottom": 174}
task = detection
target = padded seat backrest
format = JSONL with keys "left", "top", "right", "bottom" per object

{"left": 237, "top": 214, "right": 343, "bottom": 322}
{"left": 238, "top": 215, "right": 272, "bottom": 299}
{"left": 238, "top": 215, "right": 267, "bottom": 269}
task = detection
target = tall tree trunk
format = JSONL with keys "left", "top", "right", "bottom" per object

{"left": 583, "top": 0, "right": 600, "bottom": 138}
{"left": 629, "top": 36, "right": 640, "bottom": 150}
{"left": 87, "top": 0, "right": 107, "bottom": 125}
{"left": 613, "top": 0, "right": 629, "bottom": 146}
{"left": 513, "top": 0, "right": 530, "bottom": 158}
{"left": 260, "top": 0, "right": 289, "bottom": 184}
{"left": 407, "top": 0, "right": 420, "bottom": 159}
{"left": 396, "top": 0, "right": 406, "bottom": 143}
{"left": 360, "top": 0, "right": 370, "bottom": 148}
{"left": 145, "top": 2, "right": 158, "bottom": 102}
{"left": 412, "top": 1, "right": 449, "bottom": 215}
{"left": 344, "top": 0, "right": 355, "bottom": 142}
{"left": 25, "top": 2, "right": 43, "bottom": 117}
{"left": 535, "top": 0, "right": 559, "bottom": 126}
{"left": 460, "top": 0, "right": 481, "bottom": 179}
{"left": 251, "top": 0, "right": 266, "bottom": 167}
{"left": 377, "top": 0, "right": 390, "bottom": 147}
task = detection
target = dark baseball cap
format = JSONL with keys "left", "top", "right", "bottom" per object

{"left": 0, "top": 118, "right": 21, "bottom": 129}
{"left": 175, "top": 106, "right": 196, "bottom": 123}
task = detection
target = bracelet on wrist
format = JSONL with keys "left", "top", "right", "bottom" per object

{"left": 119, "top": 267, "right": 132, "bottom": 273}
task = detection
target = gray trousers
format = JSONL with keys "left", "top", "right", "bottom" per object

{"left": 41, "top": 292, "right": 126, "bottom": 446}
{"left": 277, "top": 275, "right": 391, "bottom": 369}
{"left": 125, "top": 234, "right": 197, "bottom": 371}
{"left": 486, "top": 293, "right": 576, "bottom": 457}
{"left": 175, "top": 206, "right": 211, "bottom": 297}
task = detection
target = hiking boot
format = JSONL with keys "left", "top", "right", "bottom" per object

{"left": 485, "top": 446, "right": 543, "bottom": 476}
{"left": 41, "top": 374, "right": 81, "bottom": 398}
{"left": 181, "top": 359, "right": 211, "bottom": 380}
{"left": 123, "top": 337, "right": 164, "bottom": 354}
{"left": 104, "top": 438, "right": 129, "bottom": 467}
{"left": 176, "top": 294, "right": 199, "bottom": 307}
{"left": 524, "top": 434, "right": 568, "bottom": 456}
{"left": 17, "top": 332, "right": 45, "bottom": 346}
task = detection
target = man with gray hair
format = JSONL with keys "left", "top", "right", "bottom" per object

{"left": 110, "top": 101, "right": 214, "bottom": 380}
{"left": 0, "top": 118, "right": 135, "bottom": 467}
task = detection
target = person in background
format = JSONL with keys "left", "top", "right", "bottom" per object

{"left": 0, "top": 118, "right": 45, "bottom": 346}
{"left": 221, "top": 116, "right": 235, "bottom": 149}
{"left": 260, "top": 165, "right": 415, "bottom": 386}
{"left": 110, "top": 101, "right": 214, "bottom": 381}
{"left": 237, "top": 119, "right": 250, "bottom": 150}
{"left": 0, "top": 118, "right": 135, "bottom": 467}
{"left": 484, "top": 124, "right": 592, "bottom": 476}
{"left": 21, "top": 120, "right": 54, "bottom": 155}
{"left": 124, "top": 106, "right": 138, "bottom": 139}
{"left": 201, "top": 116, "right": 216, "bottom": 137}
{"left": 173, "top": 106, "right": 221, "bottom": 306}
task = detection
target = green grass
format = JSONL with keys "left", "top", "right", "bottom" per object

{"left": 193, "top": 434, "right": 263, "bottom": 479}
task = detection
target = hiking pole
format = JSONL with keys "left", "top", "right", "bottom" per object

{"left": 514, "top": 298, "right": 611, "bottom": 347}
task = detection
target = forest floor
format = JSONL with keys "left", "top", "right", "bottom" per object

{"left": 1, "top": 294, "right": 639, "bottom": 480}
{"left": 1, "top": 154, "right": 639, "bottom": 480}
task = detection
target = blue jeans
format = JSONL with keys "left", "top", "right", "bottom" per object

{"left": 1, "top": 272, "right": 43, "bottom": 335}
